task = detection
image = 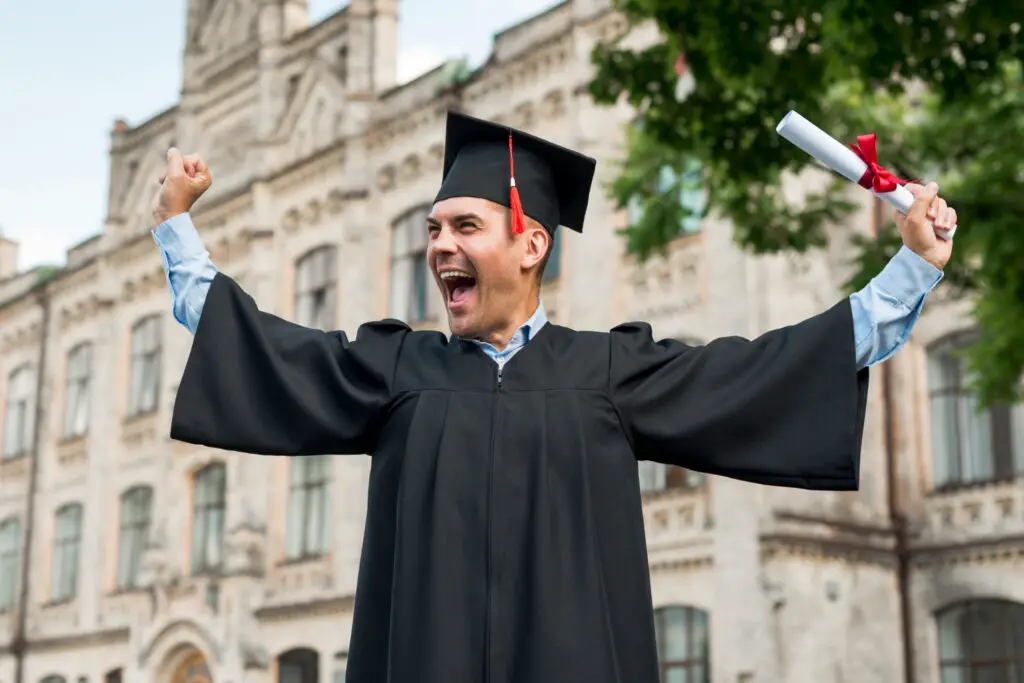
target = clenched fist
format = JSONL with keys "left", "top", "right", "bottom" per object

{"left": 895, "top": 182, "right": 957, "bottom": 271}
{"left": 151, "top": 147, "right": 213, "bottom": 226}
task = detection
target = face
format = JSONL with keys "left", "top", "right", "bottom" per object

{"left": 426, "top": 196, "right": 547, "bottom": 340}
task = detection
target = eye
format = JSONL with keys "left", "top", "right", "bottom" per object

{"left": 458, "top": 221, "right": 478, "bottom": 231}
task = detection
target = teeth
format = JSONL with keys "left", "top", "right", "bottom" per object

{"left": 440, "top": 271, "right": 473, "bottom": 280}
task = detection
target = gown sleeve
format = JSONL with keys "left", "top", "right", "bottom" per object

{"left": 608, "top": 299, "right": 870, "bottom": 490}
{"left": 170, "top": 272, "right": 409, "bottom": 456}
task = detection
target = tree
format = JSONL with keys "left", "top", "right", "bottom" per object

{"left": 588, "top": 1, "right": 1023, "bottom": 406}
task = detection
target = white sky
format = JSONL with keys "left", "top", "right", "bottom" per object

{"left": 0, "top": 0, "right": 559, "bottom": 270}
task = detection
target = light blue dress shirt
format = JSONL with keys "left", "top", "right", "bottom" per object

{"left": 152, "top": 212, "right": 943, "bottom": 369}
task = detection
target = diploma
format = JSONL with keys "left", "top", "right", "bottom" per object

{"left": 776, "top": 110, "right": 954, "bottom": 240}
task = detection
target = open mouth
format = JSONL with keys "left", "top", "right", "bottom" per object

{"left": 439, "top": 270, "right": 478, "bottom": 307}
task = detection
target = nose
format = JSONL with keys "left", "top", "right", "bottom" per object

{"left": 431, "top": 224, "right": 458, "bottom": 255}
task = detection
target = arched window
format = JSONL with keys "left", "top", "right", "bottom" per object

{"left": 625, "top": 121, "right": 706, "bottom": 237}
{"left": 51, "top": 503, "right": 83, "bottom": 602}
{"left": 936, "top": 599, "right": 1024, "bottom": 681}
{"left": 295, "top": 246, "right": 338, "bottom": 329}
{"left": 390, "top": 205, "right": 440, "bottom": 323}
{"left": 191, "top": 463, "right": 226, "bottom": 574}
{"left": 128, "top": 315, "right": 163, "bottom": 418}
{"left": 286, "top": 456, "right": 331, "bottom": 559}
{"left": 928, "top": 336, "right": 1024, "bottom": 489}
{"left": 0, "top": 516, "right": 21, "bottom": 610}
{"left": 39, "top": 676, "right": 67, "bottom": 683}
{"left": 63, "top": 342, "right": 93, "bottom": 438}
{"left": 278, "top": 647, "right": 319, "bottom": 683}
{"left": 3, "top": 363, "right": 35, "bottom": 459}
{"left": 116, "top": 486, "right": 153, "bottom": 589}
{"left": 653, "top": 605, "right": 710, "bottom": 683}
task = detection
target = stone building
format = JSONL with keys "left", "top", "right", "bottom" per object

{"left": 0, "top": 1, "right": 1021, "bottom": 682}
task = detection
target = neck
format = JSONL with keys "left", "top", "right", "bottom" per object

{"left": 477, "top": 292, "right": 540, "bottom": 351}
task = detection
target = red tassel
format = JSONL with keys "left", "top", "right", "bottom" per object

{"left": 508, "top": 133, "right": 525, "bottom": 234}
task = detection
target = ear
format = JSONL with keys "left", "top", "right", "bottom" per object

{"left": 520, "top": 223, "right": 549, "bottom": 272}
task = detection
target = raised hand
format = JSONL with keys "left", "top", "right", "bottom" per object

{"left": 150, "top": 148, "right": 213, "bottom": 226}
{"left": 894, "top": 182, "right": 956, "bottom": 271}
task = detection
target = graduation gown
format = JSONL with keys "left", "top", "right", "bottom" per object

{"left": 171, "top": 272, "right": 869, "bottom": 683}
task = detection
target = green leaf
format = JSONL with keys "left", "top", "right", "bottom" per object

{"left": 589, "top": 0, "right": 1024, "bottom": 406}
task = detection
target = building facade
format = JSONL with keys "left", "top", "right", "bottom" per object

{"left": 1, "top": 1, "right": 1022, "bottom": 682}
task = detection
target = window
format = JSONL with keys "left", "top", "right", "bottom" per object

{"left": 39, "top": 677, "right": 68, "bottom": 683}
{"left": 277, "top": 648, "right": 319, "bottom": 683}
{"left": 928, "top": 338, "right": 1024, "bottom": 489}
{"left": 286, "top": 456, "right": 331, "bottom": 560}
{"left": 626, "top": 122, "right": 705, "bottom": 237}
{"left": 936, "top": 599, "right": 1024, "bottom": 682}
{"left": 654, "top": 605, "right": 710, "bottom": 683}
{"left": 51, "top": 503, "right": 83, "bottom": 602}
{"left": 3, "top": 363, "right": 35, "bottom": 459}
{"left": 191, "top": 464, "right": 226, "bottom": 574}
{"left": 542, "top": 234, "right": 562, "bottom": 282}
{"left": 128, "top": 316, "right": 162, "bottom": 417}
{"left": 639, "top": 462, "right": 707, "bottom": 494}
{"left": 104, "top": 669, "right": 123, "bottom": 683}
{"left": 63, "top": 343, "right": 93, "bottom": 438}
{"left": 0, "top": 516, "right": 20, "bottom": 610}
{"left": 390, "top": 206, "right": 440, "bottom": 323}
{"left": 295, "top": 246, "right": 338, "bottom": 329}
{"left": 116, "top": 486, "right": 152, "bottom": 589}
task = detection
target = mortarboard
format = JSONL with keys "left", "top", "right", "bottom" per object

{"left": 433, "top": 111, "right": 597, "bottom": 235}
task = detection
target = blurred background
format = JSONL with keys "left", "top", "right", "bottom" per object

{"left": 0, "top": 1, "right": 1021, "bottom": 682}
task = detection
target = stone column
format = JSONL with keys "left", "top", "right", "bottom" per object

{"left": 565, "top": 25, "right": 630, "bottom": 331}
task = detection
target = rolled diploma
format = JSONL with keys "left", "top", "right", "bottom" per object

{"left": 775, "top": 110, "right": 954, "bottom": 240}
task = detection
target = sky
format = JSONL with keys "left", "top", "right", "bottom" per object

{"left": 0, "top": 0, "right": 559, "bottom": 271}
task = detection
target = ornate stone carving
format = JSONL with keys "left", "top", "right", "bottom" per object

{"left": 58, "top": 294, "right": 115, "bottom": 331}
{"left": 0, "top": 320, "right": 42, "bottom": 355}
{"left": 279, "top": 187, "right": 354, "bottom": 234}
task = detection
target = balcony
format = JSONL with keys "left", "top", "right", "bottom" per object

{"left": 0, "top": 454, "right": 29, "bottom": 483}
{"left": 915, "top": 478, "right": 1024, "bottom": 550}
{"left": 623, "top": 236, "right": 706, "bottom": 324}
{"left": 264, "top": 555, "right": 334, "bottom": 606}
{"left": 55, "top": 436, "right": 88, "bottom": 468}
{"left": 643, "top": 486, "right": 713, "bottom": 569}
{"left": 30, "top": 599, "right": 79, "bottom": 640}
{"left": 102, "top": 588, "right": 150, "bottom": 629}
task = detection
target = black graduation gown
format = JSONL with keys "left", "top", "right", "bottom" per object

{"left": 171, "top": 272, "right": 869, "bottom": 683}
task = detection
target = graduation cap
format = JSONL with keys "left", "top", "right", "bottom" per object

{"left": 433, "top": 111, "right": 598, "bottom": 235}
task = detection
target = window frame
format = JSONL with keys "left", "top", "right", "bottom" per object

{"left": 935, "top": 599, "right": 1024, "bottom": 681}
{"left": 927, "top": 334, "right": 1023, "bottom": 491}
{"left": 191, "top": 463, "right": 227, "bottom": 575}
{"left": 277, "top": 647, "right": 320, "bottom": 683}
{"left": 63, "top": 342, "right": 93, "bottom": 439}
{"left": 653, "top": 604, "right": 711, "bottom": 683}
{"left": 2, "top": 363, "right": 35, "bottom": 460}
{"left": 389, "top": 205, "right": 438, "bottom": 324}
{"left": 285, "top": 456, "right": 332, "bottom": 560}
{"left": 116, "top": 485, "right": 153, "bottom": 590}
{"left": 51, "top": 503, "right": 83, "bottom": 603}
{"left": 127, "top": 315, "right": 163, "bottom": 419}
{"left": 0, "top": 516, "right": 21, "bottom": 611}
{"left": 294, "top": 245, "right": 338, "bottom": 330}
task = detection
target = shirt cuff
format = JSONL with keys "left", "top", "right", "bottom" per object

{"left": 872, "top": 245, "right": 944, "bottom": 308}
{"left": 151, "top": 213, "right": 208, "bottom": 265}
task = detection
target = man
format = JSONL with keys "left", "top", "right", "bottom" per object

{"left": 151, "top": 111, "right": 955, "bottom": 683}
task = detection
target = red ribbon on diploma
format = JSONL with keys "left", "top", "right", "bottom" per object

{"left": 848, "top": 134, "right": 914, "bottom": 193}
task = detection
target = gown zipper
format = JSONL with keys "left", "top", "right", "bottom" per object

{"left": 485, "top": 361, "right": 503, "bottom": 682}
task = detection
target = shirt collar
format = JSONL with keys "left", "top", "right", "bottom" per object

{"left": 458, "top": 299, "right": 548, "bottom": 349}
